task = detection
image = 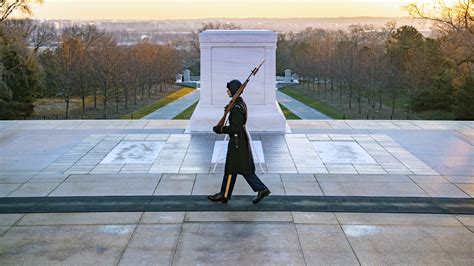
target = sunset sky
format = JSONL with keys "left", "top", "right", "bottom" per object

{"left": 27, "top": 0, "right": 450, "bottom": 20}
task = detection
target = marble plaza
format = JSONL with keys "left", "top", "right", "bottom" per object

{"left": 0, "top": 120, "right": 472, "bottom": 198}
{"left": 38, "top": 132, "right": 436, "bottom": 176}
{"left": 1, "top": 119, "right": 473, "bottom": 265}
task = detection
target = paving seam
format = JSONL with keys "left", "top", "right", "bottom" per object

{"left": 0, "top": 213, "right": 25, "bottom": 237}
{"left": 452, "top": 183, "right": 472, "bottom": 197}
{"left": 0, "top": 196, "right": 473, "bottom": 214}
{"left": 407, "top": 175, "right": 434, "bottom": 197}
{"left": 171, "top": 215, "right": 185, "bottom": 265}
{"left": 453, "top": 215, "right": 474, "bottom": 231}
{"left": 116, "top": 212, "right": 143, "bottom": 265}
{"left": 292, "top": 217, "right": 309, "bottom": 266}
{"left": 334, "top": 212, "right": 363, "bottom": 265}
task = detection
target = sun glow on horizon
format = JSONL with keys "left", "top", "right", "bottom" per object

{"left": 24, "top": 0, "right": 461, "bottom": 20}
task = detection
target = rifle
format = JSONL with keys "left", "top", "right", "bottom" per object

{"left": 215, "top": 60, "right": 265, "bottom": 128}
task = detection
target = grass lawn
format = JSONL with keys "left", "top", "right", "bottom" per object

{"left": 173, "top": 101, "right": 198, "bottom": 119}
{"left": 121, "top": 87, "right": 195, "bottom": 119}
{"left": 416, "top": 110, "right": 456, "bottom": 120}
{"left": 294, "top": 81, "right": 457, "bottom": 120}
{"left": 279, "top": 86, "right": 343, "bottom": 119}
{"left": 278, "top": 103, "right": 301, "bottom": 120}
{"left": 32, "top": 85, "right": 181, "bottom": 120}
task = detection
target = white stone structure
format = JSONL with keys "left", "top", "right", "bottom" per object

{"left": 284, "top": 69, "right": 292, "bottom": 83}
{"left": 186, "top": 30, "right": 287, "bottom": 132}
{"left": 183, "top": 69, "right": 191, "bottom": 82}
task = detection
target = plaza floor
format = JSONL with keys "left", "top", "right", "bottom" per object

{"left": 0, "top": 119, "right": 473, "bottom": 265}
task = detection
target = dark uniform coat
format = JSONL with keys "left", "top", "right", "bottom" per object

{"left": 221, "top": 97, "right": 255, "bottom": 175}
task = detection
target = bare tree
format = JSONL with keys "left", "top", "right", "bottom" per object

{"left": 1, "top": 0, "right": 43, "bottom": 21}
{"left": 90, "top": 33, "right": 119, "bottom": 116}
{"left": 55, "top": 37, "right": 82, "bottom": 119}
{"left": 405, "top": 0, "right": 473, "bottom": 33}
{"left": 31, "top": 21, "right": 56, "bottom": 54}
{"left": 1, "top": 18, "right": 35, "bottom": 42}
{"left": 187, "top": 22, "right": 241, "bottom": 74}
{"left": 405, "top": 0, "right": 473, "bottom": 76}
{"left": 0, "top": 61, "right": 12, "bottom": 101}
{"left": 62, "top": 25, "right": 103, "bottom": 114}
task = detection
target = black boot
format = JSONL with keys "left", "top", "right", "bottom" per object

{"left": 207, "top": 193, "right": 228, "bottom": 203}
{"left": 252, "top": 188, "right": 271, "bottom": 204}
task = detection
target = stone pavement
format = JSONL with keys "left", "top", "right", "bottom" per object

{"left": 277, "top": 90, "right": 331, "bottom": 119}
{"left": 143, "top": 90, "right": 199, "bottom": 120}
{"left": 1, "top": 120, "right": 473, "bottom": 198}
{"left": 0, "top": 212, "right": 473, "bottom": 265}
{"left": 0, "top": 119, "right": 473, "bottom": 265}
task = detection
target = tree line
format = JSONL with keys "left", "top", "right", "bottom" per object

{"left": 1, "top": 19, "right": 180, "bottom": 119}
{"left": 277, "top": 0, "right": 473, "bottom": 119}
{"left": 1, "top": 0, "right": 472, "bottom": 120}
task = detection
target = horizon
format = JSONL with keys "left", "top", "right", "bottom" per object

{"left": 22, "top": 0, "right": 446, "bottom": 20}
{"left": 31, "top": 16, "right": 415, "bottom": 22}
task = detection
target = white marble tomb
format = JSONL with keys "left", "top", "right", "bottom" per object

{"left": 186, "top": 30, "right": 288, "bottom": 132}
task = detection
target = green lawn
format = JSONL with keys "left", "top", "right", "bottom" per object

{"left": 173, "top": 101, "right": 198, "bottom": 119}
{"left": 278, "top": 103, "right": 301, "bottom": 120}
{"left": 121, "top": 87, "right": 195, "bottom": 119}
{"left": 279, "top": 87, "right": 343, "bottom": 119}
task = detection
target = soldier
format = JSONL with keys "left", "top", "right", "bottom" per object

{"left": 208, "top": 79, "right": 271, "bottom": 204}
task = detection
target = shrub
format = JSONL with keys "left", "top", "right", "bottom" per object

{"left": 453, "top": 77, "right": 474, "bottom": 120}
{"left": 0, "top": 100, "right": 34, "bottom": 119}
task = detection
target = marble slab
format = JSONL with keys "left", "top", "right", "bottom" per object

{"left": 211, "top": 141, "right": 265, "bottom": 163}
{"left": 312, "top": 141, "right": 376, "bottom": 164}
{"left": 100, "top": 141, "right": 164, "bottom": 164}
{"left": 187, "top": 30, "right": 287, "bottom": 132}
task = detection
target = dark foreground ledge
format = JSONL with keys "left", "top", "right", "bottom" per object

{"left": 1, "top": 196, "right": 473, "bottom": 214}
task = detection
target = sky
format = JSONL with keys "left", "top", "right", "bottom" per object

{"left": 26, "top": 0, "right": 451, "bottom": 20}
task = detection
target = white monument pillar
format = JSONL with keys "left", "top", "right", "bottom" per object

{"left": 284, "top": 69, "right": 292, "bottom": 83}
{"left": 183, "top": 69, "right": 191, "bottom": 82}
{"left": 186, "top": 30, "right": 287, "bottom": 132}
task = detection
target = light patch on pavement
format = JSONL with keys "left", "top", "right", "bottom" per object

{"left": 212, "top": 141, "right": 265, "bottom": 163}
{"left": 100, "top": 141, "right": 164, "bottom": 164}
{"left": 312, "top": 141, "right": 376, "bottom": 164}
{"left": 98, "top": 225, "right": 132, "bottom": 235}
{"left": 343, "top": 225, "right": 382, "bottom": 237}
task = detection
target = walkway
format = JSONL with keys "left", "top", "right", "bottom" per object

{"left": 277, "top": 90, "right": 331, "bottom": 119}
{"left": 142, "top": 90, "right": 199, "bottom": 119}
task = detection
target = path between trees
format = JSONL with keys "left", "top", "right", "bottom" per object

{"left": 277, "top": 90, "right": 332, "bottom": 119}
{"left": 142, "top": 90, "right": 200, "bottom": 119}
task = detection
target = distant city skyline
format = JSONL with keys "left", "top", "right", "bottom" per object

{"left": 23, "top": 0, "right": 448, "bottom": 20}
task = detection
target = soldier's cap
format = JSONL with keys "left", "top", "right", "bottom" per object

{"left": 226, "top": 80, "right": 242, "bottom": 96}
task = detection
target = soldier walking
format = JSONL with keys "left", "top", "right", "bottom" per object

{"left": 208, "top": 79, "right": 271, "bottom": 204}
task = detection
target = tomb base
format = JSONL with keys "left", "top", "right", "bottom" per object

{"left": 186, "top": 102, "right": 289, "bottom": 133}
